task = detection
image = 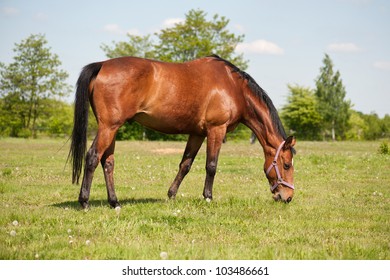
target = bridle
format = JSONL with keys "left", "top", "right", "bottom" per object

{"left": 265, "top": 141, "right": 295, "bottom": 192}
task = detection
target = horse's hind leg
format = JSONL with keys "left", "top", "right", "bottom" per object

{"left": 79, "top": 137, "right": 99, "bottom": 209}
{"left": 101, "top": 141, "right": 120, "bottom": 208}
{"left": 78, "top": 127, "right": 118, "bottom": 209}
{"left": 168, "top": 134, "right": 205, "bottom": 199}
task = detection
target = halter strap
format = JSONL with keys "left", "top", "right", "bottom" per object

{"left": 266, "top": 141, "right": 295, "bottom": 192}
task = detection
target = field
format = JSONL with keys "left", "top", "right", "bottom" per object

{"left": 0, "top": 138, "right": 389, "bottom": 260}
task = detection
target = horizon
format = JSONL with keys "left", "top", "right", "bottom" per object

{"left": 1, "top": 0, "right": 389, "bottom": 117}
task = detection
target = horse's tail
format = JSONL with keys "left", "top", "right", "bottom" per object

{"left": 68, "top": 62, "right": 103, "bottom": 184}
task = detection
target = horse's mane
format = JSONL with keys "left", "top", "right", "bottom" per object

{"left": 209, "top": 54, "right": 287, "bottom": 140}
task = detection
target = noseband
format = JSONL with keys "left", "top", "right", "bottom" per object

{"left": 265, "top": 141, "right": 295, "bottom": 192}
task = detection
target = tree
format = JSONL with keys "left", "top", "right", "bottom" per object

{"left": 362, "top": 112, "right": 383, "bottom": 140}
{"left": 102, "top": 9, "right": 247, "bottom": 69}
{"left": 280, "top": 85, "right": 322, "bottom": 140}
{"left": 382, "top": 114, "right": 390, "bottom": 139}
{"left": 41, "top": 99, "right": 73, "bottom": 137}
{"left": 346, "top": 110, "right": 367, "bottom": 140}
{"left": 0, "top": 34, "right": 70, "bottom": 137}
{"left": 101, "top": 9, "right": 248, "bottom": 141}
{"left": 315, "top": 54, "right": 351, "bottom": 140}
{"left": 155, "top": 9, "right": 247, "bottom": 68}
{"left": 101, "top": 35, "right": 155, "bottom": 59}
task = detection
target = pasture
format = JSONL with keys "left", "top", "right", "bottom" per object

{"left": 0, "top": 138, "right": 389, "bottom": 259}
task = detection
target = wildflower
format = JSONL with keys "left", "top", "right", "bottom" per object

{"left": 10, "top": 230, "right": 16, "bottom": 237}
{"left": 12, "top": 220, "right": 18, "bottom": 226}
{"left": 160, "top": 251, "right": 168, "bottom": 260}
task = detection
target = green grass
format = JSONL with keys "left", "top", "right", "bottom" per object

{"left": 0, "top": 138, "right": 389, "bottom": 259}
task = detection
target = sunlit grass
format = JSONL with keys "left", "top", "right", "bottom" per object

{"left": 0, "top": 138, "right": 389, "bottom": 259}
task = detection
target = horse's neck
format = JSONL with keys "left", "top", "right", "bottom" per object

{"left": 244, "top": 94, "right": 283, "bottom": 155}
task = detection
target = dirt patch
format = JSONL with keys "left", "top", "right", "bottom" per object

{"left": 152, "top": 148, "right": 183, "bottom": 155}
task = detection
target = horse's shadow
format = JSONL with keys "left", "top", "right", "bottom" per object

{"left": 51, "top": 198, "right": 164, "bottom": 210}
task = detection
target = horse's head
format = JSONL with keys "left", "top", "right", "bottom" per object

{"left": 264, "top": 136, "right": 296, "bottom": 203}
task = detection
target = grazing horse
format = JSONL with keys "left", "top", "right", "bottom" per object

{"left": 69, "top": 55, "right": 296, "bottom": 209}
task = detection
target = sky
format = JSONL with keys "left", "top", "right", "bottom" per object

{"left": 1, "top": 0, "right": 389, "bottom": 117}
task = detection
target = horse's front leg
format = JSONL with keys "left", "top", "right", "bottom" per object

{"left": 203, "top": 126, "right": 226, "bottom": 200}
{"left": 168, "top": 134, "right": 205, "bottom": 199}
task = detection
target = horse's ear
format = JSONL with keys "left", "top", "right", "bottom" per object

{"left": 283, "top": 136, "right": 296, "bottom": 150}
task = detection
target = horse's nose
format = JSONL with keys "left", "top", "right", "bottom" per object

{"left": 286, "top": 197, "right": 292, "bottom": 203}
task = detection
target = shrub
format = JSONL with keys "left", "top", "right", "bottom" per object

{"left": 379, "top": 141, "right": 389, "bottom": 155}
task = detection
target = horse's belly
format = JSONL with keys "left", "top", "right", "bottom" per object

{"left": 133, "top": 112, "right": 205, "bottom": 135}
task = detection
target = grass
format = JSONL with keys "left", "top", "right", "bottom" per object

{"left": 0, "top": 138, "right": 389, "bottom": 260}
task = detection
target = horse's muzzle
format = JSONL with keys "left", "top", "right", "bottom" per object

{"left": 272, "top": 191, "right": 293, "bottom": 203}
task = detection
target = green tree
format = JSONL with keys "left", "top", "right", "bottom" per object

{"left": 101, "top": 9, "right": 248, "bottom": 141}
{"left": 346, "top": 110, "right": 367, "bottom": 140}
{"left": 0, "top": 34, "right": 70, "bottom": 137}
{"left": 101, "top": 35, "right": 155, "bottom": 59}
{"left": 155, "top": 9, "right": 247, "bottom": 68}
{"left": 102, "top": 9, "right": 247, "bottom": 69}
{"left": 41, "top": 99, "right": 73, "bottom": 137}
{"left": 362, "top": 112, "right": 383, "bottom": 140}
{"left": 280, "top": 85, "right": 322, "bottom": 140}
{"left": 315, "top": 54, "right": 351, "bottom": 140}
{"left": 382, "top": 114, "right": 390, "bottom": 139}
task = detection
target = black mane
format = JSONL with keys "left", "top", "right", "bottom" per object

{"left": 209, "top": 54, "right": 287, "bottom": 140}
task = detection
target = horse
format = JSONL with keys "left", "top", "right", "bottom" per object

{"left": 68, "top": 54, "right": 296, "bottom": 209}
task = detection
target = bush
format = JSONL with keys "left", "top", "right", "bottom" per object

{"left": 378, "top": 142, "right": 389, "bottom": 155}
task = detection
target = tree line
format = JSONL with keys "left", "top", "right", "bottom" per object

{"left": 280, "top": 54, "right": 390, "bottom": 140}
{"left": 1, "top": 9, "right": 389, "bottom": 141}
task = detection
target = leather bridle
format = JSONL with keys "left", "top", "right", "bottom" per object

{"left": 265, "top": 141, "right": 295, "bottom": 192}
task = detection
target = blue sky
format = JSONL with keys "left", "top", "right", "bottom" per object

{"left": 1, "top": 0, "right": 389, "bottom": 116}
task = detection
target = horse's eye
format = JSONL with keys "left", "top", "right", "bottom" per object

{"left": 283, "top": 163, "right": 291, "bottom": 170}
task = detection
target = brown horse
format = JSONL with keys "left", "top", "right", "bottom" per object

{"left": 69, "top": 55, "right": 296, "bottom": 209}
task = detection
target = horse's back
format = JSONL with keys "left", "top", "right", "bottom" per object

{"left": 92, "top": 56, "right": 245, "bottom": 135}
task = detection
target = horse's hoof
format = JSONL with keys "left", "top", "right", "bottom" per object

{"left": 203, "top": 192, "right": 213, "bottom": 202}
{"left": 167, "top": 190, "right": 176, "bottom": 199}
{"left": 110, "top": 201, "right": 121, "bottom": 208}
{"left": 80, "top": 202, "right": 89, "bottom": 210}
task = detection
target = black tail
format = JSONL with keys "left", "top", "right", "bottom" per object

{"left": 68, "top": 62, "right": 103, "bottom": 184}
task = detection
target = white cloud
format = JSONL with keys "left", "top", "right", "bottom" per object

{"left": 103, "top": 24, "right": 140, "bottom": 36}
{"left": 162, "top": 18, "right": 184, "bottom": 28}
{"left": 327, "top": 42, "right": 361, "bottom": 53}
{"left": 236, "top": 40, "right": 284, "bottom": 55}
{"left": 373, "top": 61, "right": 390, "bottom": 71}
{"left": 1, "top": 7, "right": 19, "bottom": 16}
